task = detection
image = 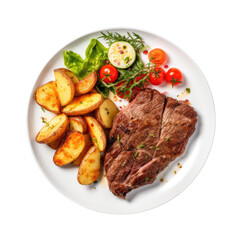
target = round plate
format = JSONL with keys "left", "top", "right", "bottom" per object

{"left": 28, "top": 28, "right": 215, "bottom": 214}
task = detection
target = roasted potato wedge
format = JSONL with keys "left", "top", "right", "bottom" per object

{"left": 58, "top": 68, "right": 79, "bottom": 84}
{"left": 47, "top": 125, "right": 69, "bottom": 149}
{"left": 62, "top": 93, "right": 103, "bottom": 116}
{"left": 75, "top": 71, "right": 97, "bottom": 95}
{"left": 34, "top": 81, "right": 61, "bottom": 114}
{"left": 54, "top": 69, "right": 75, "bottom": 106}
{"left": 73, "top": 133, "right": 92, "bottom": 166}
{"left": 47, "top": 136, "right": 63, "bottom": 150}
{"left": 77, "top": 146, "right": 101, "bottom": 185}
{"left": 53, "top": 131, "right": 85, "bottom": 166}
{"left": 84, "top": 116, "right": 106, "bottom": 151}
{"left": 95, "top": 99, "right": 119, "bottom": 128}
{"left": 69, "top": 116, "right": 87, "bottom": 134}
{"left": 36, "top": 113, "right": 69, "bottom": 144}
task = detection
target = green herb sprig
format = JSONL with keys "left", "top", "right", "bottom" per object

{"left": 137, "top": 143, "right": 145, "bottom": 148}
{"left": 98, "top": 31, "right": 146, "bottom": 52}
{"left": 98, "top": 56, "right": 154, "bottom": 99}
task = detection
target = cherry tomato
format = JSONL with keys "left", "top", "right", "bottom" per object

{"left": 166, "top": 68, "right": 183, "bottom": 87}
{"left": 148, "top": 48, "right": 167, "bottom": 65}
{"left": 116, "top": 81, "right": 130, "bottom": 98}
{"left": 100, "top": 64, "right": 118, "bottom": 83}
{"left": 149, "top": 66, "right": 166, "bottom": 85}
{"left": 116, "top": 74, "right": 150, "bottom": 99}
{"left": 132, "top": 74, "right": 149, "bottom": 95}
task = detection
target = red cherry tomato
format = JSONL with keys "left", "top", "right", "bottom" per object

{"left": 166, "top": 68, "right": 183, "bottom": 87}
{"left": 149, "top": 66, "right": 166, "bottom": 85}
{"left": 116, "top": 81, "right": 130, "bottom": 98}
{"left": 148, "top": 48, "right": 167, "bottom": 65}
{"left": 133, "top": 74, "right": 149, "bottom": 94}
{"left": 100, "top": 64, "right": 118, "bottom": 83}
{"left": 116, "top": 74, "right": 150, "bottom": 99}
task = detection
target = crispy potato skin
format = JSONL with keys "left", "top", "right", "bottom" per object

{"left": 47, "top": 136, "right": 63, "bottom": 150}
{"left": 62, "top": 93, "right": 103, "bottom": 116}
{"left": 58, "top": 68, "right": 79, "bottom": 84}
{"left": 77, "top": 146, "right": 101, "bottom": 185}
{"left": 69, "top": 116, "right": 88, "bottom": 134}
{"left": 53, "top": 131, "right": 85, "bottom": 166}
{"left": 95, "top": 99, "right": 119, "bottom": 128}
{"left": 36, "top": 113, "right": 69, "bottom": 144}
{"left": 73, "top": 133, "right": 92, "bottom": 166}
{"left": 84, "top": 116, "right": 107, "bottom": 152}
{"left": 54, "top": 69, "right": 75, "bottom": 106}
{"left": 75, "top": 71, "right": 97, "bottom": 96}
{"left": 47, "top": 125, "right": 69, "bottom": 149}
{"left": 34, "top": 81, "right": 61, "bottom": 114}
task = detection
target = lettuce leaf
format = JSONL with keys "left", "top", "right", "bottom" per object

{"left": 63, "top": 39, "right": 108, "bottom": 79}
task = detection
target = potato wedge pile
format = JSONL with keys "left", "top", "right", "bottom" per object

{"left": 34, "top": 68, "right": 119, "bottom": 185}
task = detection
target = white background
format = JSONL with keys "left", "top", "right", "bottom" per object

{"left": 0, "top": 0, "right": 239, "bottom": 239}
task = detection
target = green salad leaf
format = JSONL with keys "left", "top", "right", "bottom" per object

{"left": 63, "top": 39, "right": 108, "bottom": 80}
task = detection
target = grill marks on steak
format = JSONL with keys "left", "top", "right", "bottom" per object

{"left": 104, "top": 89, "right": 197, "bottom": 199}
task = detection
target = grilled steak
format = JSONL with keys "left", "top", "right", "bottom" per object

{"left": 104, "top": 89, "right": 197, "bottom": 199}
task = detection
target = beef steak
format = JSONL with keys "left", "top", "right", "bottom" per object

{"left": 104, "top": 89, "right": 197, "bottom": 198}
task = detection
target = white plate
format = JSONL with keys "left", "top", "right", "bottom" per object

{"left": 28, "top": 28, "right": 215, "bottom": 214}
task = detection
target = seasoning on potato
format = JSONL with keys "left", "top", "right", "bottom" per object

{"left": 75, "top": 71, "right": 97, "bottom": 95}
{"left": 73, "top": 133, "right": 92, "bottom": 166}
{"left": 34, "top": 81, "right": 61, "bottom": 114}
{"left": 69, "top": 116, "right": 88, "bottom": 134}
{"left": 84, "top": 116, "right": 107, "bottom": 152}
{"left": 54, "top": 69, "right": 75, "bottom": 106}
{"left": 95, "top": 99, "right": 119, "bottom": 128}
{"left": 36, "top": 113, "right": 69, "bottom": 144}
{"left": 77, "top": 146, "right": 101, "bottom": 185}
{"left": 53, "top": 131, "right": 85, "bottom": 166}
{"left": 62, "top": 93, "right": 103, "bottom": 116}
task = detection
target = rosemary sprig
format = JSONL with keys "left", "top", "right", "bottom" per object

{"left": 98, "top": 31, "right": 146, "bottom": 52}
{"left": 98, "top": 64, "right": 154, "bottom": 99}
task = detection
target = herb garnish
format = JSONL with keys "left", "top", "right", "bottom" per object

{"left": 41, "top": 107, "right": 45, "bottom": 112}
{"left": 41, "top": 117, "right": 48, "bottom": 125}
{"left": 137, "top": 143, "right": 145, "bottom": 148}
{"left": 166, "top": 137, "right": 170, "bottom": 142}
{"left": 96, "top": 32, "right": 155, "bottom": 99}
{"left": 117, "top": 134, "right": 120, "bottom": 144}
{"left": 124, "top": 56, "right": 131, "bottom": 64}
{"left": 92, "top": 137, "right": 99, "bottom": 148}
{"left": 97, "top": 55, "right": 154, "bottom": 99}
{"left": 133, "top": 152, "right": 138, "bottom": 159}
{"left": 105, "top": 108, "right": 110, "bottom": 115}
{"left": 145, "top": 177, "right": 149, "bottom": 181}
{"left": 145, "top": 155, "right": 148, "bottom": 159}
{"left": 151, "top": 145, "right": 160, "bottom": 150}
{"left": 98, "top": 31, "right": 146, "bottom": 52}
{"left": 186, "top": 88, "right": 191, "bottom": 94}
{"left": 149, "top": 133, "right": 155, "bottom": 137}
